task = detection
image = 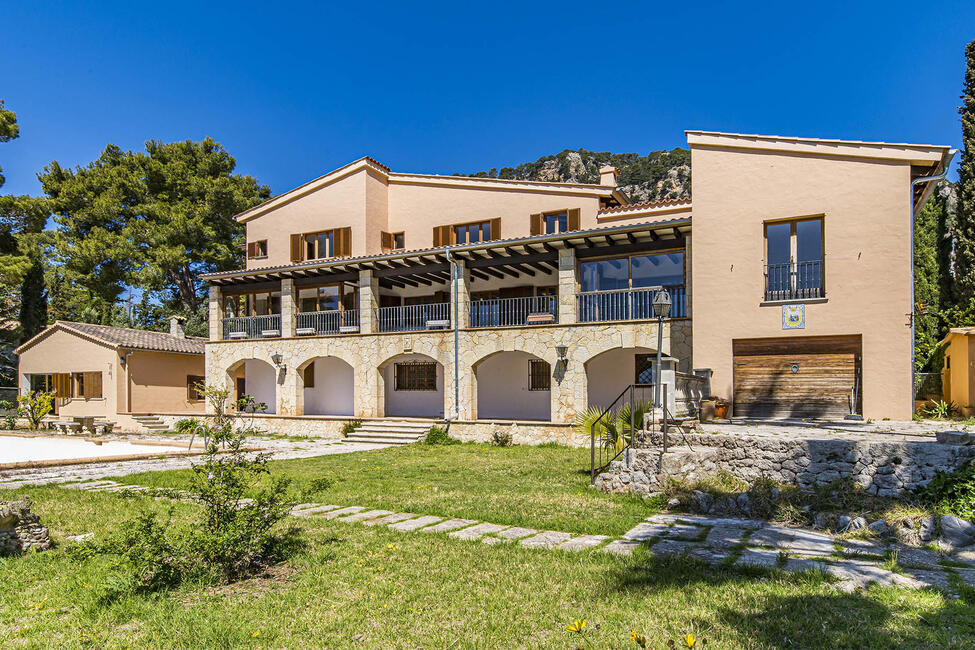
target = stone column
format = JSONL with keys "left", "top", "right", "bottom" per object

{"left": 278, "top": 357, "right": 298, "bottom": 415}
{"left": 359, "top": 270, "right": 379, "bottom": 334}
{"left": 453, "top": 259, "right": 471, "bottom": 329}
{"left": 208, "top": 285, "right": 222, "bottom": 341}
{"left": 683, "top": 233, "right": 692, "bottom": 319}
{"left": 558, "top": 247, "right": 578, "bottom": 324}
{"left": 281, "top": 278, "right": 296, "bottom": 338}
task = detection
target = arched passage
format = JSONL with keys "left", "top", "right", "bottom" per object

{"left": 379, "top": 353, "right": 444, "bottom": 418}
{"left": 584, "top": 346, "right": 658, "bottom": 411}
{"left": 297, "top": 356, "right": 354, "bottom": 416}
{"left": 474, "top": 350, "right": 551, "bottom": 421}
{"left": 226, "top": 358, "right": 278, "bottom": 414}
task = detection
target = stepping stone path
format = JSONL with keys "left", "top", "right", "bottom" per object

{"left": 48, "top": 480, "right": 975, "bottom": 593}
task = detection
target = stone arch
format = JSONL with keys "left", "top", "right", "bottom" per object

{"left": 583, "top": 345, "right": 659, "bottom": 412}
{"left": 295, "top": 355, "right": 355, "bottom": 416}
{"left": 377, "top": 352, "right": 445, "bottom": 418}
{"left": 224, "top": 357, "right": 278, "bottom": 414}
{"left": 472, "top": 350, "right": 552, "bottom": 421}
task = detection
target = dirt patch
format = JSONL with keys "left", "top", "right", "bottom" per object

{"left": 179, "top": 562, "right": 296, "bottom": 604}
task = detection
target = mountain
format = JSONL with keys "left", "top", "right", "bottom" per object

{"left": 461, "top": 148, "right": 691, "bottom": 203}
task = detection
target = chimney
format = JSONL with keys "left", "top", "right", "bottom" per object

{"left": 599, "top": 165, "right": 619, "bottom": 187}
{"left": 169, "top": 315, "right": 186, "bottom": 339}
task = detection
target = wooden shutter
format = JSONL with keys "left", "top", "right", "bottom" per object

{"left": 530, "top": 213, "right": 542, "bottom": 236}
{"left": 380, "top": 231, "right": 393, "bottom": 252}
{"left": 303, "top": 363, "right": 315, "bottom": 388}
{"left": 433, "top": 225, "right": 453, "bottom": 248}
{"left": 489, "top": 218, "right": 501, "bottom": 241}
{"left": 567, "top": 208, "right": 580, "bottom": 232}
{"left": 246, "top": 242, "right": 256, "bottom": 259}
{"left": 84, "top": 371, "right": 103, "bottom": 399}
{"left": 53, "top": 373, "right": 71, "bottom": 398}
{"left": 336, "top": 227, "right": 352, "bottom": 257}
{"left": 290, "top": 234, "right": 303, "bottom": 262}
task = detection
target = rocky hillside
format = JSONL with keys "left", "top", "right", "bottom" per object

{"left": 462, "top": 148, "right": 691, "bottom": 203}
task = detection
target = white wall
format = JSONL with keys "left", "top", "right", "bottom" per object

{"left": 476, "top": 351, "right": 551, "bottom": 421}
{"left": 382, "top": 354, "right": 444, "bottom": 418}
{"left": 244, "top": 360, "right": 277, "bottom": 414}
{"left": 304, "top": 357, "right": 354, "bottom": 416}
{"left": 586, "top": 347, "right": 676, "bottom": 412}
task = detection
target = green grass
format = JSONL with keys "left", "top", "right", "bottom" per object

{"left": 118, "top": 442, "right": 659, "bottom": 537}
{"left": 2, "top": 485, "right": 974, "bottom": 649}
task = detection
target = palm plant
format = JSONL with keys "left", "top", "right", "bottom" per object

{"left": 575, "top": 401, "right": 652, "bottom": 454}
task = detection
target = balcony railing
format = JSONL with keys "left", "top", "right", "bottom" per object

{"left": 577, "top": 285, "right": 686, "bottom": 323}
{"left": 376, "top": 302, "right": 451, "bottom": 333}
{"left": 296, "top": 309, "right": 359, "bottom": 335}
{"left": 764, "top": 261, "right": 823, "bottom": 301}
{"left": 222, "top": 314, "right": 281, "bottom": 339}
{"left": 469, "top": 295, "right": 558, "bottom": 328}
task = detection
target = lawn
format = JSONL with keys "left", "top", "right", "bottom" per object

{"left": 1, "top": 443, "right": 974, "bottom": 648}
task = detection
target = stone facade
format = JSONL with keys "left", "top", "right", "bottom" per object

{"left": 0, "top": 499, "right": 50, "bottom": 555}
{"left": 204, "top": 318, "right": 692, "bottom": 425}
{"left": 597, "top": 430, "right": 975, "bottom": 498}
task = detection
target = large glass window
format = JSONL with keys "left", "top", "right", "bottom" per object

{"left": 223, "top": 291, "right": 282, "bottom": 317}
{"left": 544, "top": 212, "right": 568, "bottom": 234}
{"left": 765, "top": 217, "right": 824, "bottom": 299}
{"left": 580, "top": 252, "right": 684, "bottom": 292}
{"left": 298, "top": 283, "right": 356, "bottom": 312}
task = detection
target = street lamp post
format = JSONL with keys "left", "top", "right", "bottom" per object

{"left": 652, "top": 289, "right": 672, "bottom": 413}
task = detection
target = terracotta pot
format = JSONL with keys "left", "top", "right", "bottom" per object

{"left": 713, "top": 402, "right": 729, "bottom": 419}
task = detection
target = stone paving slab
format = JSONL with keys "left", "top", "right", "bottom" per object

{"left": 320, "top": 506, "right": 366, "bottom": 520}
{"left": 649, "top": 539, "right": 699, "bottom": 557}
{"left": 449, "top": 523, "right": 509, "bottom": 541}
{"left": 558, "top": 535, "right": 610, "bottom": 551}
{"left": 648, "top": 514, "right": 763, "bottom": 528}
{"left": 291, "top": 504, "right": 341, "bottom": 517}
{"left": 364, "top": 512, "right": 417, "bottom": 526}
{"left": 956, "top": 569, "right": 975, "bottom": 586}
{"left": 826, "top": 560, "right": 922, "bottom": 589}
{"left": 521, "top": 531, "right": 573, "bottom": 549}
{"left": 895, "top": 548, "right": 944, "bottom": 569}
{"left": 389, "top": 515, "right": 442, "bottom": 532}
{"left": 704, "top": 526, "right": 749, "bottom": 548}
{"left": 737, "top": 548, "right": 782, "bottom": 568}
{"left": 842, "top": 539, "right": 888, "bottom": 556}
{"left": 748, "top": 525, "right": 835, "bottom": 555}
{"left": 599, "top": 539, "right": 643, "bottom": 555}
{"left": 623, "top": 523, "right": 675, "bottom": 541}
{"left": 904, "top": 569, "right": 954, "bottom": 590}
{"left": 687, "top": 546, "right": 730, "bottom": 565}
{"left": 494, "top": 526, "right": 538, "bottom": 540}
{"left": 336, "top": 509, "right": 394, "bottom": 523}
{"left": 421, "top": 518, "right": 477, "bottom": 534}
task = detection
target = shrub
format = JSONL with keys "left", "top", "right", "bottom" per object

{"left": 0, "top": 400, "right": 17, "bottom": 430}
{"left": 16, "top": 391, "right": 53, "bottom": 430}
{"left": 924, "top": 400, "right": 959, "bottom": 420}
{"left": 341, "top": 419, "right": 362, "bottom": 436}
{"left": 491, "top": 428, "right": 513, "bottom": 447}
{"left": 98, "top": 511, "right": 190, "bottom": 595}
{"left": 174, "top": 418, "right": 201, "bottom": 435}
{"left": 915, "top": 460, "right": 975, "bottom": 520}
{"left": 424, "top": 425, "right": 456, "bottom": 445}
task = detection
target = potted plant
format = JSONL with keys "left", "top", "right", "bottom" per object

{"left": 713, "top": 398, "right": 730, "bottom": 420}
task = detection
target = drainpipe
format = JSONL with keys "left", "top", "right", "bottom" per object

{"left": 446, "top": 248, "right": 460, "bottom": 421}
{"left": 910, "top": 148, "right": 958, "bottom": 413}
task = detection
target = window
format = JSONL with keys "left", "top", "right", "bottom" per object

{"left": 765, "top": 217, "right": 824, "bottom": 300}
{"left": 246, "top": 240, "right": 268, "bottom": 259}
{"left": 298, "top": 283, "right": 357, "bottom": 313}
{"left": 290, "top": 227, "right": 351, "bottom": 262}
{"left": 223, "top": 291, "right": 282, "bottom": 317}
{"left": 433, "top": 218, "right": 500, "bottom": 246}
{"left": 381, "top": 231, "right": 405, "bottom": 252}
{"left": 72, "top": 371, "right": 103, "bottom": 399}
{"left": 529, "top": 359, "right": 551, "bottom": 391}
{"left": 395, "top": 362, "right": 437, "bottom": 391}
{"left": 187, "top": 375, "right": 205, "bottom": 401}
{"left": 635, "top": 355, "right": 655, "bottom": 385}
{"left": 303, "top": 363, "right": 315, "bottom": 388}
{"left": 579, "top": 252, "right": 685, "bottom": 292}
{"left": 530, "top": 209, "right": 580, "bottom": 235}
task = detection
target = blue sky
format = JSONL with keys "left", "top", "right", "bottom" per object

{"left": 2, "top": 1, "right": 973, "bottom": 197}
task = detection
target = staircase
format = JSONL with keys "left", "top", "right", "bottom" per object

{"left": 130, "top": 415, "right": 172, "bottom": 434}
{"left": 343, "top": 420, "right": 432, "bottom": 445}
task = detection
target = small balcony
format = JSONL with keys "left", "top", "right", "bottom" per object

{"left": 577, "top": 285, "right": 686, "bottom": 323}
{"left": 764, "top": 261, "right": 823, "bottom": 301}
{"left": 222, "top": 315, "right": 282, "bottom": 339}
{"left": 296, "top": 309, "right": 360, "bottom": 335}
{"left": 469, "top": 295, "right": 558, "bottom": 328}
{"left": 377, "top": 302, "right": 451, "bottom": 333}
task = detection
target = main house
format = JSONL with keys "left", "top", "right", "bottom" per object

{"left": 200, "top": 131, "right": 952, "bottom": 441}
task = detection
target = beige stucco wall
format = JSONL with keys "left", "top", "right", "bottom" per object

{"left": 127, "top": 350, "right": 206, "bottom": 414}
{"left": 690, "top": 144, "right": 915, "bottom": 419}
{"left": 17, "top": 328, "right": 121, "bottom": 417}
{"left": 942, "top": 333, "right": 973, "bottom": 409}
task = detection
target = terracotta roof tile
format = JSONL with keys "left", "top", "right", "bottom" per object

{"left": 56, "top": 322, "right": 205, "bottom": 354}
{"left": 597, "top": 198, "right": 691, "bottom": 215}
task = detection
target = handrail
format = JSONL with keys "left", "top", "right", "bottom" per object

{"left": 764, "top": 260, "right": 823, "bottom": 301}
{"left": 577, "top": 285, "right": 686, "bottom": 322}
{"left": 469, "top": 295, "right": 558, "bottom": 328}
{"left": 296, "top": 309, "right": 359, "bottom": 335}
{"left": 589, "top": 383, "right": 666, "bottom": 483}
{"left": 222, "top": 314, "right": 282, "bottom": 339}
{"left": 376, "top": 302, "right": 451, "bottom": 333}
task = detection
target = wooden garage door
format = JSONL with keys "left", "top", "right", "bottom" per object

{"left": 734, "top": 352, "right": 857, "bottom": 419}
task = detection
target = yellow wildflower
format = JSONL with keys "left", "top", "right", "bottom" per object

{"left": 631, "top": 630, "right": 647, "bottom": 647}
{"left": 683, "top": 633, "right": 696, "bottom": 648}
{"left": 567, "top": 619, "right": 587, "bottom": 634}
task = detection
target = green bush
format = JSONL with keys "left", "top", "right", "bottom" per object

{"left": 915, "top": 460, "right": 975, "bottom": 520}
{"left": 924, "top": 400, "right": 960, "bottom": 420}
{"left": 341, "top": 419, "right": 362, "bottom": 436}
{"left": 174, "top": 418, "right": 200, "bottom": 435}
{"left": 16, "top": 391, "right": 53, "bottom": 430}
{"left": 424, "top": 425, "right": 457, "bottom": 445}
{"left": 98, "top": 511, "right": 190, "bottom": 595}
{"left": 0, "top": 400, "right": 17, "bottom": 430}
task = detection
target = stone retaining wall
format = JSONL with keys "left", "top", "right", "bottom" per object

{"left": 0, "top": 500, "right": 50, "bottom": 555}
{"left": 596, "top": 430, "right": 975, "bottom": 498}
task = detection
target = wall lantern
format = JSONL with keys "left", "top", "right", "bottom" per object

{"left": 652, "top": 289, "right": 672, "bottom": 319}
{"left": 554, "top": 344, "right": 569, "bottom": 377}
{"left": 271, "top": 353, "right": 283, "bottom": 367}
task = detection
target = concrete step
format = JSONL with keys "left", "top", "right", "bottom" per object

{"left": 356, "top": 422, "right": 430, "bottom": 431}
{"left": 343, "top": 436, "right": 420, "bottom": 445}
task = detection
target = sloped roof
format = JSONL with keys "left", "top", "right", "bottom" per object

{"left": 15, "top": 321, "right": 206, "bottom": 356}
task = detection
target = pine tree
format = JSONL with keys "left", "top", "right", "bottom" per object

{"left": 954, "top": 40, "right": 975, "bottom": 301}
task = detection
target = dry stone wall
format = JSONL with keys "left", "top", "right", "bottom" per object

{"left": 0, "top": 499, "right": 50, "bottom": 554}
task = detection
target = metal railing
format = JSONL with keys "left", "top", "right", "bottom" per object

{"left": 469, "top": 295, "right": 558, "bottom": 328}
{"left": 222, "top": 315, "right": 282, "bottom": 339}
{"left": 914, "top": 372, "right": 943, "bottom": 401}
{"left": 590, "top": 383, "right": 667, "bottom": 483}
{"left": 376, "top": 302, "right": 451, "bottom": 333}
{"left": 764, "top": 260, "right": 823, "bottom": 301}
{"left": 296, "top": 309, "right": 359, "bottom": 335}
{"left": 577, "top": 285, "right": 686, "bottom": 323}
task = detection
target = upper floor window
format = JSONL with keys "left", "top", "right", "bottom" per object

{"left": 246, "top": 240, "right": 268, "bottom": 259}
{"left": 530, "top": 208, "right": 580, "bottom": 235}
{"left": 433, "top": 218, "right": 501, "bottom": 247}
{"left": 579, "top": 252, "right": 685, "bottom": 292}
{"left": 764, "top": 217, "right": 824, "bottom": 301}
{"left": 223, "top": 290, "right": 281, "bottom": 317}
{"left": 298, "top": 283, "right": 357, "bottom": 312}
{"left": 381, "top": 231, "right": 405, "bottom": 252}
{"left": 290, "top": 227, "right": 351, "bottom": 263}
